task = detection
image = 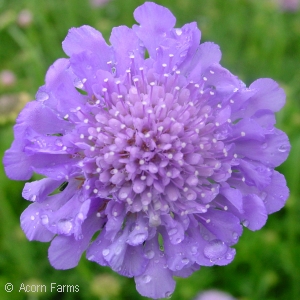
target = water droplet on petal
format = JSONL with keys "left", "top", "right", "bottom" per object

{"left": 181, "top": 258, "right": 189, "bottom": 265}
{"left": 36, "top": 92, "right": 49, "bottom": 102}
{"left": 278, "top": 144, "right": 289, "bottom": 153}
{"left": 145, "top": 250, "right": 155, "bottom": 259}
{"left": 260, "top": 192, "right": 267, "bottom": 201}
{"left": 243, "top": 220, "right": 249, "bottom": 227}
{"left": 142, "top": 275, "right": 152, "bottom": 283}
{"left": 30, "top": 215, "right": 35, "bottom": 221}
{"left": 88, "top": 255, "right": 95, "bottom": 260}
{"left": 40, "top": 215, "right": 49, "bottom": 225}
{"left": 232, "top": 232, "right": 238, "bottom": 240}
{"left": 77, "top": 212, "right": 84, "bottom": 221}
{"left": 102, "top": 249, "right": 110, "bottom": 256}
{"left": 57, "top": 219, "right": 73, "bottom": 234}
{"left": 165, "top": 291, "right": 172, "bottom": 298}
{"left": 191, "top": 246, "right": 198, "bottom": 254}
{"left": 74, "top": 78, "right": 84, "bottom": 89}
{"left": 175, "top": 237, "right": 182, "bottom": 244}
{"left": 204, "top": 239, "right": 228, "bottom": 260}
{"left": 55, "top": 139, "right": 63, "bottom": 147}
{"left": 132, "top": 233, "right": 146, "bottom": 245}
{"left": 169, "top": 228, "right": 177, "bottom": 235}
{"left": 226, "top": 252, "right": 233, "bottom": 260}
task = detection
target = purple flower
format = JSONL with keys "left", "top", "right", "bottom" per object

{"left": 3, "top": 2, "right": 290, "bottom": 299}
{"left": 278, "top": 0, "right": 299, "bottom": 11}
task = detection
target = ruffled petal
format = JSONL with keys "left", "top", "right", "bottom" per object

{"left": 133, "top": 2, "right": 176, "bottom": 57}
{"left": 20, "top": 203, "right": 55, "bottom": 242}
{"left": 135, "top": 237, "right": 176, "bottom": 299}
{"left": 235, "top": 128, "right": 290, "bottom": 167}
{"left": 22, "top": 178, "right": 64, "bottom": 202}
{"left": 110, "top": 26, "right": 144, "bottom": 75}
{"left": 185, "top": 42, "right": 222, "bottom": 79}
{"left": 263, "top": 170, "right": 289, "bottom": 214}
{"left": 240, "top": 194, "right": 267, "bottom": 231}
{"left": 62, "top": 25, "right": 111, "bottom": 60}
{"left": 48, "top": 213, "right": 103, "bottom": 269}
{"left": 246, "top": 78, "right": 286, "bottom": 115}
{"left": 202, "top": 209, "right": 243, "bottom": 246}
{"left": 238, "top": 159, "right": 272, "bottom": 189}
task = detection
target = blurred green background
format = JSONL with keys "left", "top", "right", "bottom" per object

{"left": 0, "top": 0, "right": 300, "bottom": 299}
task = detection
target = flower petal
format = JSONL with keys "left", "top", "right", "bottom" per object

{"left": 134, "top": 237, "right": 176, "bottom": 299}
{"left": 263, "top": 170, "right": 289, "bottom": 214}
{"left": 62, "top": 25, "right": 111, "bottom": 60}
{"left": 133, "top": 2, "right": 176, "bottom": 57}
{"left": 48, "top": 213, "right": 102, "bottom": 269}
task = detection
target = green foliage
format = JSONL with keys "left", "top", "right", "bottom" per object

{"left": 1, "top": 0, "right": 300, "bottom": 299}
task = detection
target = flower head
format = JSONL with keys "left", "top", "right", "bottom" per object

{"left": 3, "top": 2, "right": 290, "bottom": 299}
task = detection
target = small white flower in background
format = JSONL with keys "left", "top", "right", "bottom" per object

{"left": 17, "top": 9, "right": 33, "bottom": 28}
{"left": 0, "top": 70, "right": 16, "bottom": 87}
{"left": 195, "top": 289, "right": 236, "bottom": 300}
{"left": 89, "top": 0, "right": 110, "bottom": 8}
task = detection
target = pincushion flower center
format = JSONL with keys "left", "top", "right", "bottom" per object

{"left": 77, "top": 65, "right": 222, "bottom": 219}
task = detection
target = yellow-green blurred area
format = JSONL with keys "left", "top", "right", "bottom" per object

{"left": 0, "top": 0, "right": 300, "bottom": 299}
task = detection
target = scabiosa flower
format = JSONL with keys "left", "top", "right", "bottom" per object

{"left": 3, "top": 2, "right": 290, "bottom": 299}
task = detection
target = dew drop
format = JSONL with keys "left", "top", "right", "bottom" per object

{"left": 169, "top": 228, "right": 177, "bottom": 236}
{"left": 88, "top": 255, "right": 95, "bottom": 261}
{"left": 142, "top": 275, "right": 152, "bottom": 283}
{"left": 226, "top": 252, "right": 233, "bottom": 260}
{"left": 242, "top": 220, "right": 249, "bottom": 227}
{"left": 181, "top": 258, "right": 189, "bottom": 265}
{"left": 36, "top": 92, "right": 49, "bottom": 102}
{"left": 278, "top": 144, "right": 289, "bottom": 153}
{"left": 102, "top": 249, "right": 110, "bottom": 256}
{"left": 40, "top": 215, "right": 49, "bottom": 225}
{"left": 165, "top": 291, "right": 172, "bottom": 298}
{"left": 57, "top": 219, "right": 73, "bottom": 234}
{"left": 145, "top": 250, "right": 155, "bottom": 259}
{"left": 30, "top": 215, "right": 35, "bottom": 221}
{"left": 31, "top": 195, "right": 37, "bottom": 201}
{"left": 232, "top": 232, "right": 238, "bottom": 240}
{"left": 132, "top": 233, "right": 146, "bottom": 245}
{"left": 260, "top": 192, "right": 267, "bottom": 201}
{"left": 55, "top": 139, "right": 63, "bottom": 147}
{"left": 175, "top": 237, "right": 182, "bottom": 244}
{"left": 74, "top": 78, "right": 84, "bottom": 89}
{"left": 191, "top": 246, "right": 198, "bottom": 254}
{"left": 204, "top": 239, "right": 228, "bottom": 260}
{"left": 77, "top": 212, "right": 84, "bottom": 221}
